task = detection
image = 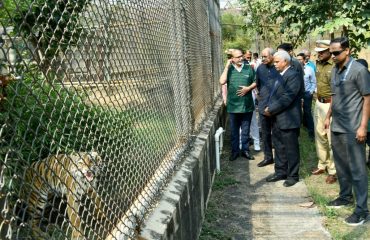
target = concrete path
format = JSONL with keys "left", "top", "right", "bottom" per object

{"left": 217, "top": 150, "right": 332, "bottom": 239}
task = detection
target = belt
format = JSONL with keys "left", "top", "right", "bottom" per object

{"left": 317, "top": 96, "right": 331, "bottom": 103}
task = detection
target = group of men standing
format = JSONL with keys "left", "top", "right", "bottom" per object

{"left": 219, "top": 37, "right": 370, "bottom": 226}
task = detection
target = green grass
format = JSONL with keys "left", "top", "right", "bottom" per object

{"left": 199, "top": 164, "right": 238, "bottom": 240}
{"left": 299, "top": 128, "right": 370, "bottom": 240}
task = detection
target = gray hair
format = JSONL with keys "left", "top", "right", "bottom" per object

{"left": 274, "top": 50, "right": 291, "bottom": 63}
{"left": 263, "top": 47, "right": 276, "bottom": 56}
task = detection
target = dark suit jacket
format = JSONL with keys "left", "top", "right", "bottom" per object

{"left": 267, "top": 67, "right": 303, "bottom": 129}
{"left": 256, "top": 64, "right": 284, "bottom": 114}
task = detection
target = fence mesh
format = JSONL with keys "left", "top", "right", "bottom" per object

{"left": 0, "top": 0, "right": 221, "bottom": 239}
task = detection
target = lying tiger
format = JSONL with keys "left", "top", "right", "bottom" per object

{"left": 22, "top": 152, "right": 105, "bottom": 239}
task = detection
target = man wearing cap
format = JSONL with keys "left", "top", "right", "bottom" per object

{"left": 311, "top": 39, "right": 337, "bottom": 184}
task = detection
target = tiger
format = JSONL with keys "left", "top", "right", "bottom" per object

{"left": 21, "top": 151, "right": 105, "bottom": 239}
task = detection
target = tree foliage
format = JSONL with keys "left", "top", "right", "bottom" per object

{"left": 239, "top": 0, "right": 370, "bottom": 52}
{"left": 221, "top": 12, "right": 252, "bottom": 51}
{"left": 1, "top": 0, "right": 90, "bottom": 64}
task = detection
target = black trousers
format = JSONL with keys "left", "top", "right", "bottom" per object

{"left": 331, "top": 131, "right": 368, "bottom": 216}
{"left": 272, "top": 123, "right": 300, "bottom": 181}
{"left": 260, "top": 114, "right": 273, "bottom": 161}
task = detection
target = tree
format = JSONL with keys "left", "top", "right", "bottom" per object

{"left": 0, "top": 0, "right": 90, "bottom": 71}
{"left": 221, "top": 12, "right": 252, "bottom": 52}
{"left": 239, "top": 0, "right": 281, "bottom": 49}
{"left": 240, "top": 0, "right": 370, "bottom": 53}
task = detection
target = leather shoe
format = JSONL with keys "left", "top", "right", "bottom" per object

{"left": 325, "top": 174, "right": 337, "bottom": 184}
{"left": 283, "top": 179, "right": 298, "bottom": 187}
{"left": 229, "top": 154, "right": 238, "bottom": 161}
{"left": 311, "top": 168, "right": 325, "bottom": 175}
{"left": 266, "top": 174, "right": 287, "bottom": 182}
{"left": 241, "top": 151, "right": 254, "bottom": 160}
{"left": 257, "top": 159, "right": 274, "bottom": 167}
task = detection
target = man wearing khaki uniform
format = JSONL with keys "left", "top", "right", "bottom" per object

{"left": 311, "top": 40, "right": 337, "bottom": 184}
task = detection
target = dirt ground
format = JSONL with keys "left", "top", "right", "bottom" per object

{"left": 200, "top": 127, "right": 331, "bottom": 240}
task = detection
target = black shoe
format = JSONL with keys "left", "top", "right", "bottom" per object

{"left": 266, "top": 173, "right": 287, "bottom": 182}
{"left": 257, "top": 159, "right": 274, "bottom": 167}
{"left": 327, "top": 197, "right": 353, "bottom": 209}
{"left": 344, "top": 212, "right": 369, "bottom": 226}
{"left": 283, "top": 179, "right": 298, "bottom": 187}
{"left": 241, "top": 151, "right": 254, "bottom": 160}
{"left": 229, "top": 154, "right": 238, "bottom": 161}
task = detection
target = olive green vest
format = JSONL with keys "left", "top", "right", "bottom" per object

{"left": 226, "top": 64, "right": 255, "bottom": 113}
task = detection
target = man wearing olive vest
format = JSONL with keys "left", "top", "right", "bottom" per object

{"left": 220, "top": 49, "right": 256, "bottom": 161}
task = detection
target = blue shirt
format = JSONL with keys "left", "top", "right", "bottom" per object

{"left": 303, "top": 65, "right": 316, "bottom": 94}
{"left": 306, "top": 60, "right": 317, "bottom": 73}
{"left": 256, "top": 63, "right": 283, "bottom": 114}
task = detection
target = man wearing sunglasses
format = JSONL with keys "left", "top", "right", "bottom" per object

{"left": 311, "top": 40, "right": 337, "bottom": 184}
{"left": 324, "top": 37, "right": 370, "bottom": 226}
{"left": 220, "top": 49, "right": 256, "bottom": 161}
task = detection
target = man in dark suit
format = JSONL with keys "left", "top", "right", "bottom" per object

{"left": 256, "top": 47, "right": 282, "bottom": 167}
{"left": 263, "top": 50, "right": 304, "bottom": 187}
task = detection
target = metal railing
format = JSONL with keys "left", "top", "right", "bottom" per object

{"left": 0, "top": 0, "right": 222, "bottom": 239}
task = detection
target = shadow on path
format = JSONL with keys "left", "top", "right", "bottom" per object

{"left": 200, "top": 120, "right": 331, "bottom": 240}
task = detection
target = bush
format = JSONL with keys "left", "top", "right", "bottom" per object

{"left": 0, "top": 65, "right": 132, "bottom": 192}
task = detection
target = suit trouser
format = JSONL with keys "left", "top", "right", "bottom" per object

{"left": 331, "top": 131, "right": 369, "bottom": 216}
{"left": 260, "top": 114, "right": 273, "bottom": 161}
{"left": 303, "top": 91, "right": 314, "bottom": 137}
{"left": 272, "top": 123, "right": 300, "bottom": 181}
{"left": 313, "top": 100, "right": 336, "bottom": 175}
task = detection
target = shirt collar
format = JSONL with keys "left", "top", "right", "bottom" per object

{"left": 232, "top": 63, "right": 244, "bottom": 71}
{"left": 317, "top": 58, "right": 334, "bottom": 65}
{"left": 280, "top": 66, "right": 290, "bottom": 75}
{"left": 335, "top": 57, "right": 353, "bottom": 73}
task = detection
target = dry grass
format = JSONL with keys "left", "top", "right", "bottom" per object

{"left": 299, "top": 128, "right": 370, "bottom": 239}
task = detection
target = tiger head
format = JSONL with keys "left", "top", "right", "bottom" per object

{"left": 69, "top": 151, "right": 102, "bottom": 187}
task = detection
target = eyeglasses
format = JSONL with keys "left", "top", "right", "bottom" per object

{"left": 233, "top": 55, "right": 244, "bottom": 59}
{"left": 261, "top": 56, "right": 268, "bottom": 59}
{"left": 330, "top": 49, "right": 345, "bottom": 56}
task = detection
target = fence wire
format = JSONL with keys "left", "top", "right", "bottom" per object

{"left": 0, "top": 0, "right": 221, "bottom": 239}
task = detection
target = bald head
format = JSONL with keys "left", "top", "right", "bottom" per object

{"left": 261, "top": 48, "right": 276, "bottom": 65}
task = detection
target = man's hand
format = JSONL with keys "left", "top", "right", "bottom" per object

{"left": 324, "top": 117, "right": 330, "bottom": 130}
{"left": 263, "top": 107, "right": 272, "bottom": 117}
{"left": 356, "top": 126, "right": 367, "bottom": 143}
{"left": 237, "top": 86, "right": 250, "bottom": 96}
{"left": 225, "top": 59, "right": 232, "bottom": 69}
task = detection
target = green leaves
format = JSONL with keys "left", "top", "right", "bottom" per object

{"left": 240, "top": 0, "right": 370, "bottom": 52}
{"left": 5, "top": 0, "right": 90, "bottom": 61}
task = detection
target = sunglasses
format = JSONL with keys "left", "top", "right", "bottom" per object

{"left": 330, "top": 49, "right": 345, "bottom": 56}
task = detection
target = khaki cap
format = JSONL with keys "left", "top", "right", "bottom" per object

{"left": 314, "top": 40, "right": 330, "bottom": 52}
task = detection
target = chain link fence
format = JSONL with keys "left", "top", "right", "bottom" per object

{"left": 0, "top": 0, "right": 221, "bottom": 239}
